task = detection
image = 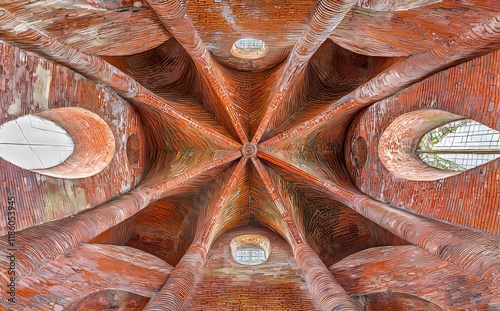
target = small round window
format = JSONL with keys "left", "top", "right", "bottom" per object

{"left": 235, "top": 244, "right": 266, "bottom": 265}
{"left": 230, "top": 38, "right": 268, "bottom": 59}
{"left": 230, "top": 235, "right": 270, "bottom": 266}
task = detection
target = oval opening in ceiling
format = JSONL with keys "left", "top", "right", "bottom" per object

{"left": 0, "top": 114, "right": 74, "bottom": 170}
{"left": 378, "top": 109, "right": 500, "bottom": 181}
{"left": 0, "top": 107, "right": 115, "bottom": 179}
{"left": 230, "top": 38, "right": 268, "bottom": 59}
{"left": 417, "top": 119, "right": 500, "bottom": 172}
{"left": 230, "top": 234, "right": 270, "bottom": 266}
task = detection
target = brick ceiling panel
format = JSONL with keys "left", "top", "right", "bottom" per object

{"left": 2, "top": 0, "right": 171, "bottom": 56}
{"left": 0, "top": 0, "right": 499, "bottom": 310}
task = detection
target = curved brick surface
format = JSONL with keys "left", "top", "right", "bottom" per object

{"left": 0, "top": 1, "right": 498, "bottom": 310}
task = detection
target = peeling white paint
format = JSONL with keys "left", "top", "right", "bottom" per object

{"left": 13, "top": 23, "right": 29, "bottom": 33}
{"left": 356, "top": 0, "right": 442, "bottom": 12}
{"left": 42, "top": 0, "right": 106, "bottom": 11}
{"left": 7, "top": 96, "right": 21, "bottom": 115}
{"left": 121, "top": 180, "right": 130, "bottom": 193}
{"left": 221, "top": 5, "right": 244, "bottom": 34}
{"left": 32, "top": 63, "right": 52, "bottom": 110}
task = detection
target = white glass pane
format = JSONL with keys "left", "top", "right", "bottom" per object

{"left": 418, "top": 119, "right": 500, "bottom": 171}
{"left": 0, "top": 115, "right": 74, "bottom": 169}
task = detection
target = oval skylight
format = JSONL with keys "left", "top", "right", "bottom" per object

{"left": 417, "top": 119, "right": 500, "bottom": 171}
{"left": 0, "top": 114, "right": 74, "bottom": 170}
{"left": 230, "top": 38, "right": 268, "bottom": 59}
{"left": 230, "top": 234, "right": 270, "bottom": 266}
{"left": 235, "top": 244, "right": 267, "bottom": 265}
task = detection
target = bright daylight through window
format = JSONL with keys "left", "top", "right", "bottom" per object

{"left": 235, "top": 244, "right": 266, "bottom": 265}
{"left": 230, "top": 38, "right": 268, "bottom": 59}
{"left": 417, "top": 119, "right": 500, "bottom": 171}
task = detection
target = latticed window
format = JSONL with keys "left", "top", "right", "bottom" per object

{"left": 234, "top": 38, "right": 264, "bottom": 50}
{"left": 230, "top": 38, "right": 268, "bottom": 59}
{"left": 230, "top": 235, "right": 270, "bottom": 265}
{"left": 417, "top": 119, "right": 500, "bottom": 171}
{"left": 235, "top": 245, "right": 266, "bottom": 265}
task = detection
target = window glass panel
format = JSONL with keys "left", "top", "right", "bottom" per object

{"left": 0, "top": 115, "right": 74, "bottom": 169}
{"left": 231, "top": 38, "right": 268, "bottom": 59}
{"left": 235, "top": 244, "right": 266, "bottom": 265}
{"left": 417, "top": 119, "right": 500, "bottom": 171}
{"left": 235, "top": 38, "right": 264, "bottom": 50}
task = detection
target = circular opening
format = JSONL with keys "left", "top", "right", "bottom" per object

{"left": 32, "top": 107, "right": 116, "bottom": 179}
{"left": 230, "top": 235, "right": 270, "bottom": 266}
{"left": 230, "top": 38, "right": 268, "bottom": 59}
{"left": 352, "top": 136, "right": 368, "bottom": 169}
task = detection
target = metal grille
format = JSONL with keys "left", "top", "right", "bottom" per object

{"left": 234, "top": 38, "right": 264, "bottom": 50}
{"left": 235, "top": 245, "right": 266, "bottom": 265}
{"left": 417, "top": 119, "right": 500, "bottom": 171}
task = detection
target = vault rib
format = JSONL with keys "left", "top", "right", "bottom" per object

{"left": 144, "top": 157, "right": 247, "bottom": 311}
{"left": 0, "top": 8, "right": 240, "bottom": 150}
{"left": 252, "top": 0, "right": 357, "bottom": 144}
{"left": 144, "top": 150, "right": 242, "bottom": 201}
{"left": 259, "top": 149, "right": 500, "bottom": 287}
{"left": 251, "top": 157, "right": 360, "bottom": 311}
{"left": 197, "top": 157, "right": 249, "bottom": 245}
{"left": 0, "top": 189, "right": 153, "bottom": 283}
{"left": 260, "top": 15, "right": 500, "bottom": 149}
{"left": 0, "top": 150, "right": 240, "bottom": 283}
{"left": 145, "top": 0, "right": 250, "bottom": 144}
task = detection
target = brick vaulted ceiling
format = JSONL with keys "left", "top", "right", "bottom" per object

{"left": 0, "top": 0, "right": 499, "bottom": 310}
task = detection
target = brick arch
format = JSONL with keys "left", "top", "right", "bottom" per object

{"left": 355, "top": 291, "right": 444, "bottom": 311}
{"left": 378, "top": 109, "right": 464, "bottom": 181}
{"left": 32, "top": 107, "right": 115, "bottom": 179}
{"left": 330, "top": 246, "right": 499, "bottom": 309}
{"left": 64, "top": 289, "right": 150, "bottom": 311}
{"left": 11, "top": 244, "right": 173, "bottom": 310}
{"left": 230, "top": 234, "right": 271, "bottom": 264}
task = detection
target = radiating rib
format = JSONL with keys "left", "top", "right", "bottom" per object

{"left": 144, "top": 158, "right": 248, "bottom": 311}
{"left": 251, "top": 157, "right": 304, "bottom": 244}
{"left": 0, "top": 150, "right": 240, "bottom": 285}
{"left": 0, "top": 8, "right": 240, "bottom": 150}
{"left": 145, "top": 0, "right": 249, "bottom": 144}
{"left": 260, "top": 15, "right": 500, "bottom": 149}
{"left": 0, "top": 189, "right": 153, "bottom": 283}
{"left": 198, "top": 157, "right": 248, "bottom": 245}
{"left": 252, "top": 0, "right": 357, "bottom": 143}
{"left": 257, "top": 151, "right": 356, "bottom": 205}
{"left": 251, "top": 157, "right": 360, "bottom": 311}
{"left": 260, "top": 150, "right": 500, "bottom": 287}
{"left": 146, "top": 150, "right": 242, "bottom": 200}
